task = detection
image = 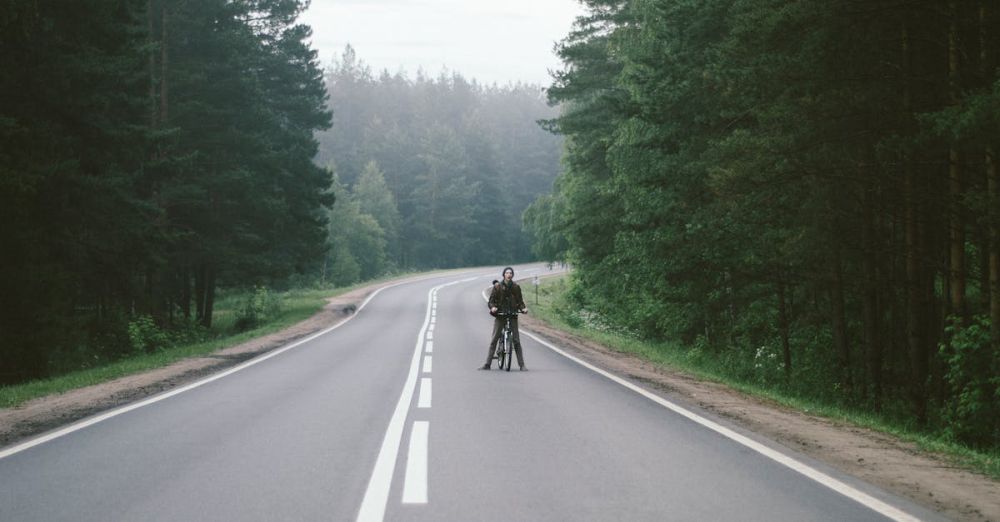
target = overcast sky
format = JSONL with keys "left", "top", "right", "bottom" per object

{"left": 299, "top": 0, "right": 585, "bottom": 86}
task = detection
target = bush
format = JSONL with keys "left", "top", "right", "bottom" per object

{"left": 940, "top": 316, "right": 1000, "bottom": 449}
{"left": 233, "top": 286, "right": 282, "bottom": 332}
{"left": 127, "top": 315, "right": 170, "bottom": 354}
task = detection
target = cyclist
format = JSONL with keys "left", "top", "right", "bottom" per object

{"left": 480, "top": 267, "right": 528, "bottom": 371}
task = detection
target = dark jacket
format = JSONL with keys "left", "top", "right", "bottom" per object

{"left": 489, "top": 280, "right": 525, "bottom": 315}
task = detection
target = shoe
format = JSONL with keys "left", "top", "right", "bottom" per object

{"left": 520, "top": 366, "right": 528, "bottom": 371}
{"left": 478, "top": 364, "right": 491, "bottom": 371}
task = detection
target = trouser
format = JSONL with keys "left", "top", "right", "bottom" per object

{"left": 485, "top": 316, "right": 523, "bottom": 367}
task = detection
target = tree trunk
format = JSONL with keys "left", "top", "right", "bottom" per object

{"left": 989, "top": 146, "right": 1000, "bottom": 352}
{"left": 181, "top": 267, "right": 191, "bottom": 320}
{"left": 982, "top": 3, "right": 1000, "bottom": 353}
{"left": 195, "top": 264, "right": 206, "bottom": 323}
{"left": 830, "top": 240, "right": 853, "bottom": 395}
{"left": 200, "top": 265, "right": 216, "bottom": 329}
{"left": 147, "top": 0, "right": 157, "bottom": 128}
{"left": 159, "top": 5, "right": 168, "bottom": 123}
{"left": 948, "top": 0, "right": 966, "bottom": 321}
{"left": 903, "top": 20, "right": 928, "bottom": 423}
{"left": 862, "top": 183, "right": 883, "bottom": 407}
{"left": 778, "top": 281, "right": 791, "bottom": 379}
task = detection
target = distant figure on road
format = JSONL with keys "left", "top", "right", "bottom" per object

{"left": 481, "top": 267, "right": 528, "bottom": 370}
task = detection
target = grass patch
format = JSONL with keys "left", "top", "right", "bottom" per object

{"left": 530, "top": 274, "right": 1000, "bottom": 480}
{"left": 0, "top": 272, "right": 431, "bottom": 409}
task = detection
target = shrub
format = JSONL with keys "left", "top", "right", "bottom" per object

{"left": 127, "top": 315, "right": 170, "bottom": 354}
{"left": 233, "top": 286, "right": 282, "bottom": 332}
{"left": 939, "top": 316, "right": 1000, "bottom": 449}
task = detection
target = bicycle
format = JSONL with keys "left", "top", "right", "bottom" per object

{"left": 493, "top": 310, "right": 524, "bottom": 372}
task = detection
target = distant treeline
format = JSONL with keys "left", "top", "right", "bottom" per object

{"left": 314, "top": 47, "right": 562, "bottom": 276}
{"left": 531, "top": 1, "right": 1000, "bottom": 448}
{"left": 0, "top": 1, "right": 330, "bottom": 383}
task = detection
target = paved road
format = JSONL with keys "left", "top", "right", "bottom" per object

{"left": 0, "top": 264, "right": 942, "bottom": 521}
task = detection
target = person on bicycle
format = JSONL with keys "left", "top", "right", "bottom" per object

{"left": 480, "top": 267, "right": 528, "bottom": 370}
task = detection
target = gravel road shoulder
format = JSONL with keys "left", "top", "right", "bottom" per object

{"left": 520, "top": 315, "right": 1000, "bottom": 522}
{"left": 5, "top": 270, "right": 997, "bottom": 521}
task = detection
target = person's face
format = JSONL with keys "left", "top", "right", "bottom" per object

{"left": 504, "top": 269, "right": 513, "bottom": 281}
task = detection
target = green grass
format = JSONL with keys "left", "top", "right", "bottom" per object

{"left": 0, "top": 272, "right": 437, "bottom": 409}
{"left": 0, "top": 268, "right": 471, "bottom": 409}
{"left": 530, "top": 274, "right": 1000, "bottom": 480}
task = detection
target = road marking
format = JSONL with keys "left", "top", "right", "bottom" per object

{"left": 418, "top": 378, "right": 432, "bottom": 408}
{"left": 430, "top": 316, "right": 436, "bottom": 324}
{"left": 428, "top": 323, "right": 435, "bottom": 332}
{"left": 425, "top": 341, "right": 433, "bottom": 353}
{"left": 478, "top": 286, "right": 918, "bottom": 522}
{"left": 357, "top": 275, "right": 477, "bottom": 522}
{"left": 423, "top": 356, "right": 433, "bottom": 373}
{"left": 401, "top": 421, "right": 429, "bottom": 504}
{"left": 0, "top": 273, "right": 469, "bottom": 462}
{"left": 521, "top": 329, "right": 921, "bottom": 522}
{"left": 426, "top": 331, "right": 434, "bottom": 340}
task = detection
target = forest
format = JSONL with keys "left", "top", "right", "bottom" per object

{"left": 528, "top": 0, "right": 1000, "bottom": 449}
{"left": 0, "top": 2, "right": 562, "bottom": 386}
{"left": 313, "top": 46, "right": 561, "bottom": 281}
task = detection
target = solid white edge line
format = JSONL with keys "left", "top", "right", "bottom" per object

{"left": 0, "top": 274, "right": 445, "bottom": 462}
{"left": 356, "top": 275, "right": 477, "bottom": 522}
{"left": 479, "top": 288, "right": 918, "bottom": 522}
{"left": 423, "top": 356, "right": 433, "bottom": 374}
{"left": 417, "top": 378, "right": 432, "bottom": 408}
{"left": 522, "top": 329, "right": 920, "bottom": 522}
{"left": 401, "top": 421, "right": 429, "bottom": 504}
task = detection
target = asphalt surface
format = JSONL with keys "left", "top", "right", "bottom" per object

{"left": 0, "top": 264, "right": 943, "bottom": 521}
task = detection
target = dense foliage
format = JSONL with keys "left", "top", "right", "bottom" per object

{"left": 314, "top": 47, "right": 563, "bottom": 275}
{"left": 533, "top": 0, "right": 1000, "bottom": 449}
{"left": 0, "top": 0, "right": 331, "bottom": 384}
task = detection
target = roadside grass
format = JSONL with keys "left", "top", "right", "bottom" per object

{"left": 529, "top": 274, "right": 1000, "bottom": 481}
{"left": 0, "top": 272, "right": 426, "bottom": 410}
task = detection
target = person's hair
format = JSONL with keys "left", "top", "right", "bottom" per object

{"left": 492, "top": 279, "right": 499, "bottom": 285}
{"left": 503, "top": 267, "right": 514, "bottom": 277}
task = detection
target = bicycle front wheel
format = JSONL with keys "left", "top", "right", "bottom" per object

{"left": 496, "top": 342, "right": 507, "bottom": 370}
{"left": 503, "top": 332, "right": 513, "bottom": 371}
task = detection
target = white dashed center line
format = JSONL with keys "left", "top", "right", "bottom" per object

{"left": 418, "top": 378, "right": 432, "bottom": 408}
{"left": 402, "top": 421, "right": 429, "bottom": 504}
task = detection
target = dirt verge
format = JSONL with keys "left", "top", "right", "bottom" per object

{"left": 519, "top": 315, "right": 1000, "bottom": 522}
{"left": 5, "top": 270, "right": 997, "bottom": 521}
{"left": 0, "top": 285, "right": 378, "bottom": 448}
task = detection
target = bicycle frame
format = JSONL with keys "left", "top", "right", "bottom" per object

{"left": 495, "top": 311, "right": 519, "bottom": 371}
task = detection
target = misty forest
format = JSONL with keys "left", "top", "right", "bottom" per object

{"left": 2, "top": 0, "right": 1000, "bottom": 460}
{"left": 0, "top": 2, "right": 559, "bottom": 385}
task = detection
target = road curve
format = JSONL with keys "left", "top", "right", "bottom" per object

{"left": 0, "top": 264, "right": 943, "bottom": 521}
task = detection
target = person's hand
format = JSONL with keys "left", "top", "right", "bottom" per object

{"left": 490, "top": 307, "right": 498, "bottom": 314}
